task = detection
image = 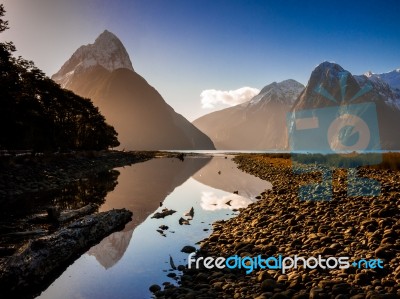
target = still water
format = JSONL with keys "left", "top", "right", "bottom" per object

{"left": 36, "top": 155, "right": 271, "bottom": 299}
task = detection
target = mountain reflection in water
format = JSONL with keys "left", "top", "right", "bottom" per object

{"left": 37, "top": 155, "right": 271, "bottom": 299}
{"left": 88, "top": 157, "right": 210, "bottom": 269}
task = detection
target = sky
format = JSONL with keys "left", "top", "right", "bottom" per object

{"left": 1, "top": 0, "right": 400, "bottom": 121}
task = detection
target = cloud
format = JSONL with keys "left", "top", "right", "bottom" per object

{"left": 200, "top": 87, "right": 260, "bottom": 109}
{"left": 200, "top": 191, "right": 253, "bottom": 211}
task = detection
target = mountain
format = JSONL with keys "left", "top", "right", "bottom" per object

{"left": 52, "top": 30, "right": 215, "bottom": 150}
{"left": 355, "top": 70, "right": 400, "bottom": 110}
{"left": 290, "top": 61, "right": 400, "bottom": 150}
{"left": 193, "top": 79, "right": 304, "bottom": 150}
{"left": 363, "top": 69, "right": 400, "bottom": 91}
{"left": 87, "top": 157, "right": 210, "bottom": 269}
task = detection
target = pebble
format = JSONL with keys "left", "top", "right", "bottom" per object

{"left": 181, "top": 245, "right": 196, "bottom": 253}
{"left": 149, "top": 284, "right": 161, "bottom": 293}
{"left": 153, "top": 154, "right": 400, "bottom": 299}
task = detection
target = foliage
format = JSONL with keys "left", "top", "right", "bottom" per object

{"left": 0, "top": 5, "right": 119, "bottom": 151}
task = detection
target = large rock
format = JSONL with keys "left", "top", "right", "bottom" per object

{"left": 0, "top": 209, "right": 132, "bottom": 296}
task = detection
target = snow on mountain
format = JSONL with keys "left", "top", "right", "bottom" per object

{"left": 355, "top": 68, "right": 400, "bottom": 110}
{"left": 248, "top": 79, "right": 304, "bottom": 106}
{"left": 52, "top": 31, "right": 215, "bottom": 150}
{"left": 291, "top": 61, "right": 400, "bottom": 150}
{"left": 52, "top": 30, "right": 134, "bottom": 88}
{"left": 365, "top": 69, "right": 400, "bottom": 91}
{"left": 193, "top": 79, "right": 304, "bottom": 150}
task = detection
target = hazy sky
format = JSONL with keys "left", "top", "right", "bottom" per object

{"left": 1, "top": 0, "right": 399, "bottom": 120}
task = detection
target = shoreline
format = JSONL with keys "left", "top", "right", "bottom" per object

{"left": 155, "top": 154, "right": 400, "bottom": 298}
{"left": 0, "top": 150, "right": 158, "bottom": 298}
{"left": 1, "top": 151, "right": 399, "bottom": 298}
{"left": 0, "top": 150, "right": 156, "bottom": 201}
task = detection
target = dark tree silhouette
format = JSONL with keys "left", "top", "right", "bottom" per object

{"left": 0, "top": 4, "right": 119, "bottom": 151}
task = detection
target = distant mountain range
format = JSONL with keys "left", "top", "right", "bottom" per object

{"left": 195, "top": 62, "right": 400, "bottom": 150}
{"left": 193, "top": 80, "right": 304, "bottom": 149}
{"left": 290, "top": 62, "right": 400, "bottom": 150}
{"left": 51, "top": 30, "right": 399, "bottom": 151}
{"left": 355, "top": 70, "right": 400, "bottom": 110}
{"left": 364, "top": 69, "right": 400, "bottom": 90}
{"left": 52, "top": 30, "right": 215, "bottom": 150}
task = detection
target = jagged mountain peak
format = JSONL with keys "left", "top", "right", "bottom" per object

{"left": 51, "top": 31, "right": 215, "bottom": 150}
{"left": 249, "top": 79, "right": 304, "bottom": 106}
{"left": 356, "top": 68, "right": 400, "bottom": 110}
{"left": 52, "top": 30, "right": 134, "bottom": 88}
{"left": 309, "top": 61, "right": 348, "bottom": 83}
{"left": 362, "top": 68, "right": 400, "bottom": 91}
{"left": 291, "top": 61, "right": 400, "bottom": 150}
{"left": 95, "top": 29, "right": 119, "bottom": 43}
{"left": 194, "top": 78, "right": 304, "bottom": 149}
{"left": 293, "top": 62, "right": 372, "bottom": 111}
{"left": 364, "top": 70, "right": 374, "bottom": 77}
{"left": 303, "top": 61, "right": 356, "bottom": 96}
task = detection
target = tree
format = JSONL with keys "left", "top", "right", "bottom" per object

{"left": 0, "top": 4, "right": 120, "bottom": 151}
{"left": 0, "top": 4, "right": 9, "bottom": 32}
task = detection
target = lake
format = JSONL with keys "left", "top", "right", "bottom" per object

{"left": 36, "top": 155, "right": 271, "bottom": 299}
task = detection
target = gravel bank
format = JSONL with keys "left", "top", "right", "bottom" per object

{"left": 155, "top": 154, "right": 400, "bottom": 299}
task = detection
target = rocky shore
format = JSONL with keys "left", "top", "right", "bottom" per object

{"left": 0, "top": 208, "right": 133, "bottom": 298}
{"left": 0, "top": 150, "right": 156, "bottom": 297}
{"left": 0, "top": 150, "right": 155, "bottom": 200}
{"left": 154, "top": 154, "right": 400, "bottom": 299}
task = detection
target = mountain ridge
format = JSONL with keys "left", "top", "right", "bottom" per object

{"left": 193, "top": 79, "right": 305, "bottom": 149}
{"left": 52, "top": 30, "right": 215, "bottom": 150}
{"left": 195, "top": 61, "right": 400, "bottom": 150}
{"left": 52, "top": 30, "right": 134, "bottom": 89}
{"left": 290, "top": 61, "right": 400, "bottom": 150}
{"left": 363, "top": 68, "right": 400, "bottom": 90}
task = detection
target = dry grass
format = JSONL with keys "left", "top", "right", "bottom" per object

{"left": 238, "top": 152, "right": 400, "bottom": 170}
{"left": 370, "top": 152, "right": 400, "bottom": 170}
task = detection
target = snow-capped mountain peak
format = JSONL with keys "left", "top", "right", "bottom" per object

{"left": 361, "top": 68, "right": 400, "bottom": 91}
{"left": 355, "top": 67, "right": 400, "bottom": 110}
{"left": 364, "top": 71, "right": 374, "bottom": 77}
{"left": 248, "top": 79, "right": 304, "bottom": 106}
{"left": 52, "top": 30, "right": 134, "bottom": 88}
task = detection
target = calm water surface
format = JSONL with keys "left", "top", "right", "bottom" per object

{"left": 36, "top": 155, "right": 271, "bottom": 299}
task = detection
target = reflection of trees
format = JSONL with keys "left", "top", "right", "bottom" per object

{"left": 0, "top": 170, "right": 120, "bottom": 221}
{"left": 52, "top": 170, "right": 120, "bottom": 210}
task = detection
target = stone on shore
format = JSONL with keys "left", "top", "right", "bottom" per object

{"left": 0, "top": 208, "right": 132, "bottom": 295}
{"left": 153, "top": 154, "right": 400, "bottom": 299}
{"left": 181, "top": 245, "right": 196, "bottom": 254}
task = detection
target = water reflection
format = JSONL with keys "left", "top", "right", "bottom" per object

{"left": 87, "top": 157, "right": 210, "bottom": 269}
{"left": 87, "top": 230, "right": 133, "bottom": 269}
{"left": 53, "top": 170, "right": 120, "bottom": 211}
{"left": 0, "top": 170, "right": 120, "bottom": 253}
{"left": 193, "top": 156, "right": 271, "bottom": 198}
{"left": 37, "top": 156, "right": 271, "bottom": 299}
{"left": 0, "top": 170, "right": 119, "bottom": 222}
{"left": 200, "top": 191, "right": 253, "bottom": 211}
